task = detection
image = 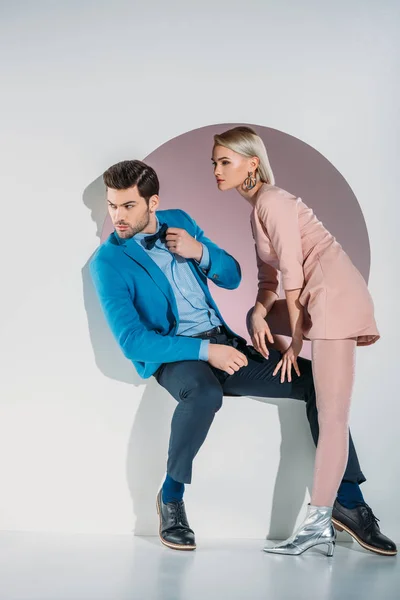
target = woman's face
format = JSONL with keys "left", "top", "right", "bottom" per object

{"left": 211, "top": 144, "right": 259, "bottom": 191}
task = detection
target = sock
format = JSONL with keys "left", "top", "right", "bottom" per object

{"left": 337, "top": 481, "right": 365, "bottom": 509}
{"left": 162, "top": 474, "right": 185, "bottom": 504}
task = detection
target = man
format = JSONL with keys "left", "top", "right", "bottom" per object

{"left": 90, "top": 159, "right": 396, "bottom": 556}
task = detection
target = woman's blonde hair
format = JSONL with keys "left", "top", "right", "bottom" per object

{"left": 213, "top": 126, "right": 275, "bottom": 185}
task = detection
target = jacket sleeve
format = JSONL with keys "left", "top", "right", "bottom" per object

{"left": 256, "top": 194, "right": 304, "bottom": 291}
{"left": 178, "top": 210, "right": 241, "bottom": 290}
{"left": 255, "top": 245, "right": 280, "bottom": 296}
{"left": 90, "top": 257, "right": 203, "bottom": 364}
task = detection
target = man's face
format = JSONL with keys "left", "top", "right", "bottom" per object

{"left": 107, "top": 185, "right": 156, "bottom": 239}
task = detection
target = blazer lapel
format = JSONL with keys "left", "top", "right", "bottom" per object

{"left": 121, "top": 236, "right": 178, "bottom": 318}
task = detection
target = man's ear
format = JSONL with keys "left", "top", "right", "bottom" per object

{"left": 149, "top": 194, "right": 160, "bottom": 213}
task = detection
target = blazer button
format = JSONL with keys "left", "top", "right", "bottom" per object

{"left": 212, "top": 274, "right": 219, "bottom": 280}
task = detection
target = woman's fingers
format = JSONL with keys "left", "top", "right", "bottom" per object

{"left": 278, "top": 355, "right": 293, "bottom": 383}
{"left": 253, "top": 332, "right": 269, "bottom": 358}
{"left": 273, "top": 359, "right": 283, "bottom": 377}
{"left": 265, "top": 325, "right": 274, "bottom": 345}
{"left": 273, "top": 348, "right": 301, "bottom": 383}
{"left": 293, "top": 358, "right": 301, "bottom": 377}
{"left": 251, "top": 334, "right": 260, "bottom": 351}
{"left": 285, "top": 356, "right": 300, "bottom": 383}
{"left": 286, "top": 357, "right": 292, "bottom": 383}
{"left": 281, "top": 356, "right": 288, "bottom": 383}
{"left": 257, "top": 332, "right": 269, "bottom": 358}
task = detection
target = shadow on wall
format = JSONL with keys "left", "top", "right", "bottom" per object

{"left": 81, "top": 123, "right": 370, "bottom": 539}
{"left": 254, "top": 396, "right": 315, "bottom": 539}
{"left": 126, "top": 378, "right": 175, "bottom": 535}
{"left": 125, "top": 384, "right": 317, "bottom": 540}
{"left": 81, "top": 174, "right": 174, "bottom": 535}
{"left": 82, "top": 176, "right": 142, "bottom": 387}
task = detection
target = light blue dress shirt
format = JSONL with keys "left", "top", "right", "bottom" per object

{"left": 133, "top": 217, "right": 222, "bottom": 360}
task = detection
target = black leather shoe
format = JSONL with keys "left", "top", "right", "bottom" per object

{"left": 156, "top": 490, "right": 196, "bottom": 551}
{"left": 332, "top": 500, "right": 397, "bottom": 556}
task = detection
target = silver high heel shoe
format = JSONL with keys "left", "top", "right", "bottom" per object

{"left": 264, "top": 504, "right": 336, "bottom": 556}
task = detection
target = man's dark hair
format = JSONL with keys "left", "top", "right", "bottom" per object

{"left": 103, "top": 160, "right": 159, "bottom": 203}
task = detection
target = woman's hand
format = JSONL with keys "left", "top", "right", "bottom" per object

{"left": 250, "top": 312, "right": 274, "bottom": 359}
{"left": 273, "top": 337, "right": 303, "bottom": 383}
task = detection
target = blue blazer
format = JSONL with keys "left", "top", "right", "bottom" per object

{"left": 90, "top": 209, "right": 244, "bottom": 379}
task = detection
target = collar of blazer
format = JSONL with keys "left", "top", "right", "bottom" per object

{"left": 113, "top": 224, "right": 182, "bottom": 317}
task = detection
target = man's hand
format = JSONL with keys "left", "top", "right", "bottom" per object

{"left": 166, "top": 228, "right": 203, "bottom": 261}
{"left": 208, "top": 344, "right": 248, "bottom": 375}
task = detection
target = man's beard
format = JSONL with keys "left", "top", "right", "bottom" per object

{"left": 115, "top": 212, "right": 150, "bottom": 239}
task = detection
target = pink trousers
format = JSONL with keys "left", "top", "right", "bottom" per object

{"left": 264, "top": 300, "right": 357, "bottom": 507}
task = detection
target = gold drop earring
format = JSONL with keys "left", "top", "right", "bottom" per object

{"left": 243, "top": 171, "right": 257, "bottom": 190}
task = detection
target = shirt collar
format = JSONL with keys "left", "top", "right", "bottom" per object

{"left": 134, "top": 216, "right": 160, "bottom": 242}
{"left": 115, "top": 216, "right": 160, "bottom": 247}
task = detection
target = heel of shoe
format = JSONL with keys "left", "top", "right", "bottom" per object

{"left": 326, "top": 541, "right": 335, "bottom": 557}
{"left": 264, "top": 506, "right": 336, "bottom": 557}
{"left": 333, "top": 521, "right": 344, "bottom": 532}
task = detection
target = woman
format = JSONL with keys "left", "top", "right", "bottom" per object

{"left": 211, "top": 126, "right": 380, "bottom": 556}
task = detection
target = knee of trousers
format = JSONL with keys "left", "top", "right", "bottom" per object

{"left": 291, "top": 362, "right": 315, "bottom": 405}
{"left": 182, "top": 385, "right": 223, "bottom": 413}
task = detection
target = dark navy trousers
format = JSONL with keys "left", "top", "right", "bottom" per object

{"left": 154, "top": 329, "right": 365, "bottom": 485}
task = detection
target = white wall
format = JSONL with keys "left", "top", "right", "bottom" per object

{"left": 0, "top": 0, "right": 399, "bottom": 538}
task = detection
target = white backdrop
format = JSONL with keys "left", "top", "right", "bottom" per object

{"left": 0, "top": 0, "right": 399, "bottom": 539}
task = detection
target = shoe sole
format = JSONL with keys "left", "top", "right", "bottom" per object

{"left": 156, "top": 493, "right": 196, "bottom": 551}
{"left": 332, "top": 518, "right": 397, "bottom": 556}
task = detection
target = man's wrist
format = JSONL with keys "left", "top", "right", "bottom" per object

{"left": 197, "top": 243, "right": 211, "bottom": 271}
{"left": 193, "top": 241, "right": 204, "bottom": 263}
{"left": 199, "top": 339, "right": 210, "bottom": 361}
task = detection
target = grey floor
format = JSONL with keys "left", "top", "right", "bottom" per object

{"left": 0, "top": 533, "right": 398, "bottom": 600}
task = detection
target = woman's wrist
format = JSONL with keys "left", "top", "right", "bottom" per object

{"left": 252, "top": 306, "right": 267, "bottom": 320}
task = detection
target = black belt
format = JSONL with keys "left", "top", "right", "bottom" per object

{"left": 191, "top": 326, "right": 224, "bottom": 338}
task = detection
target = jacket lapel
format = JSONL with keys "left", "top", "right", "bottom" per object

{"left": 120, "top": 235, "right": 178, "bottom": 318}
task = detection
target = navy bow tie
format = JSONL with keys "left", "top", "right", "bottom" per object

{"left": 143, "top": 222, "right": 168, "bottom": 250}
